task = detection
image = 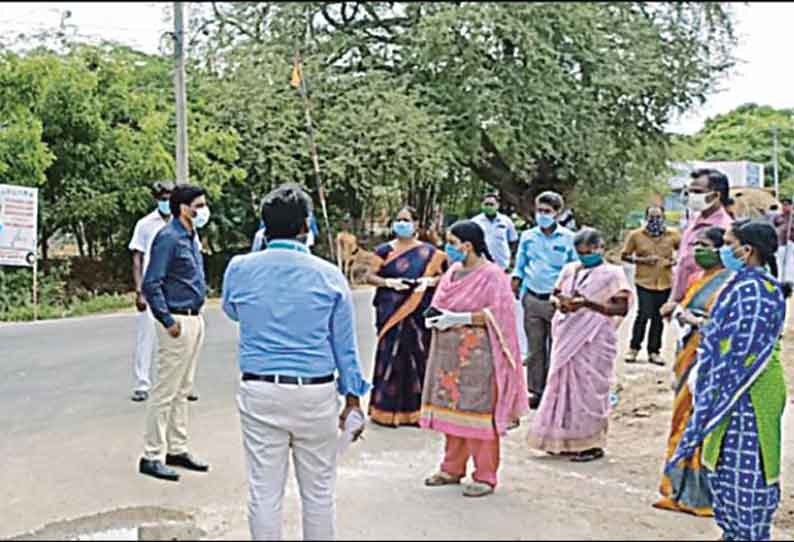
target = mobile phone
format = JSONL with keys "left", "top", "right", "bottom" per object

{"left": 423, "top": 306, "right": 443, "bottom": 319}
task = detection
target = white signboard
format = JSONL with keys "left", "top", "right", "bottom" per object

{"left": 0, "top": 184, "right": 38, "bottom": 267}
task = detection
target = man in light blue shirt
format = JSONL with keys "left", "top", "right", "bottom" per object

{"left": 222, "top": 183, "right": 370, "bottom": 541}
{"left": 511, "top": 191, "right": 577, "bottom": 409}
{"left": 471, "top": 193, "right": 519, "bottom": 271}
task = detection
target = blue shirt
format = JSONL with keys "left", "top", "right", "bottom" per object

{"left": 143, "top": 220, "right": 207, "bottom": 328}
{"left": 471, "top": 212, "right": 518, "bottom": 270}
{"left": 221, "top": 239, "right": 371, "bottom": 397}
{"left": 512, "top": 225, "right": 577, "bottom": 296}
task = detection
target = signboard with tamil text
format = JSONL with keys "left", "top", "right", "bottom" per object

{"left": 0, "top": 184, "right": 38, "bottom": 267}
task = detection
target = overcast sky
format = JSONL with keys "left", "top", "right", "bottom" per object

{"left": 1, "top": 2, "right": 791, "bottom": 135}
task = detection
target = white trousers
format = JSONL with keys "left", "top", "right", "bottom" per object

{"left": 133, "top": 308, "right": 158, "bottom": 392}
{"left": 515, "top": 299, "right": 528, "bottom": 359}
{"left": 777, "top": 243, "right": 794, "bottom": 283}
{"left": 238, "top": 380, "right": 340, "bottom": 541}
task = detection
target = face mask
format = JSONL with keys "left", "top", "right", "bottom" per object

{"left": 445, "top": 243, "right": 467, "bottom": 264}
{"left": 579, "top": 253, "right": 603, "bottom": 268}
{"left": 719, "top": 244, "right": 746, "bottom": 272}
{"left": 536, "top": 212, "right": 556, "bottom": 229}
{"left": 482, "top": 205, "right": 498, "bottom": 218}
{"left": 193, "top": 206, "right": 211, "bottom": 229}
{"left": 694, "top": 247, "right": 720, "bottom": 270}
{"left": 393, "top": 221, "right": 415, "bottom": 238}
{"left": 157, "top": 200, "right": 171, "bottom": 216}
{"left": 645, "top": 216, "right": 665, "bottom": 237}
{"left": 688, "top": 192, "right": 714, "bottom": 214}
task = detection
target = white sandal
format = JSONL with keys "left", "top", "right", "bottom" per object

{"left": 463, "top": 481, "right": 494, "bottom": 497}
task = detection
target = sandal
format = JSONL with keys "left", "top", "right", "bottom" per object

{"left": 648, "top": 354, "right": 665, "bottom": 366}
{"left": 624, "top": 349, "right": 639, "bottom": 364}
{"left": 463, "top": 481, "right": 495, "bottom": 497}
{"left": 570, "top": 448, "right": 605, "bottom": 463}
{"left": 424, "top": 471, "right": 463, "bottom": 487}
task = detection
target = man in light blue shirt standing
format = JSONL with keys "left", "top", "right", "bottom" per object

{"left": 471, "top": 193, "right": 519, "bottom": 271}
{"left": 222, "top": 183, "right": 370, "bottom": 541}
{"left": 511, "top": 191, "right": 577, "bottom": 409}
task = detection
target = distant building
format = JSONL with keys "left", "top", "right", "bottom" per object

{"left": 666, "top": 160, "right": 765, "bottom": 212}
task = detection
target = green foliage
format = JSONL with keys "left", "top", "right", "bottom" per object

{"left": 673, "top": 103, "right": 794, "bottom": 194}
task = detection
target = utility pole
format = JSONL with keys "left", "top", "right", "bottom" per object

{"left": 174, "top": 2, "right": 189, "bottom": 184}
{"left": 773, "top": 126, "right": 780, "bottom": 199}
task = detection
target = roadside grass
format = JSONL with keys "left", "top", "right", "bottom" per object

{"left": 0, "top": 292, "right": 134, "bottom": 322}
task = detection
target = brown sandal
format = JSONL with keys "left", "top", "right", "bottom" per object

{"left": 424, "top": 472, "right": 463, "bottom": 486}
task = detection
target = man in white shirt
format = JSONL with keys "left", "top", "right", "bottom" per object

{"left": 471, "top": 193, "right": 519, "bottom": 271}
{"left": 128, "top": 182, "right": 174, "bottom": 402}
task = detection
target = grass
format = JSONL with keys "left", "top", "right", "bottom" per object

{"left": 0, "top": 292, "right": 134, "bottom": 322}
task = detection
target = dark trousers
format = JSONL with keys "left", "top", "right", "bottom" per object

{"left": 629, "top": 286, "right": 670, "bottom": 355}
{"left": 522, "top": 291, "right": 555, "bottom": 398}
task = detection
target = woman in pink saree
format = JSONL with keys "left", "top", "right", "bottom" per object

{"left": 527, "top": 227, "right": 632, "bottom": 462}
{"left": 420, "top": 220, "right": 529, "bottom": 497}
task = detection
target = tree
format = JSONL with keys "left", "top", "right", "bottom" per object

{"left": 673, "top": 103, "right": 794, "bottom": 196}
{"left": 191, "top": 2, "right": 737, "bottom": 223}
{"left": 0, "top": 43, "right": 245, "bottom": 264}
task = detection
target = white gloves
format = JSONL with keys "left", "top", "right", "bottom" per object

{"left": 425, "top": 309, "right": 473, "bottom": 331}
{"left": 415, "top": 277, "right": 436, "bottom": 293}
{"left": 384, "top": 278, "right": 410, "bottom": 291}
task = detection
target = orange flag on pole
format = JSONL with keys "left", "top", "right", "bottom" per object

{"left": 290, "top": 53, "right": 302, "bottom": 89}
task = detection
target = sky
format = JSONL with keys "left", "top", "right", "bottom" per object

{"left": 1, "top": 2, "right": 792, "bottom": 135}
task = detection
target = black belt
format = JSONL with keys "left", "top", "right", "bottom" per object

{"left": 170, "top": 307, "right": 203, "bottom": 316}
{"left": 526, "top": 289, "right": 551, "bottom": 301}
{"left": 242, "top": 373, "right": 335, "bottom": 385}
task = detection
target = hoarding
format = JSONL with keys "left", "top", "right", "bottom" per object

{"left": 0, "top": 184, "right": 38, "bottom": 267}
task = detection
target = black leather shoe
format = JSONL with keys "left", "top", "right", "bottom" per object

{"left": 139, "top": 458, "right": 179, "bottom": 481}
{"left": 166, "top": 453, "right": 210, "bottom": 472}
{"left": 131, "top": 390, "right": 149, "bottom": 402}
{"left": 187, "top": 392, "right": 199, "bottom": 402}
{"left": 529, "top": 393, "right": 542, "bottom": 410}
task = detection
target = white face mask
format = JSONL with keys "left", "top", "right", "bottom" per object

{"left": 687, "top": 193, "right": 712, "bottom": 214}
{"left": 193, "top": 206, "right": 211, "bottom": 229}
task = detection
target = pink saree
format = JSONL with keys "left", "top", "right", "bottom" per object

{"left": 419, "top": 261, "right": 529, "bottom": 438}
{"left": 527, "top": 262, "right": 633, "bottom": 452}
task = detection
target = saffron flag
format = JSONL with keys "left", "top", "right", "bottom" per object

{"left": 290, "top": 55, "right": 302, "bottom": 88}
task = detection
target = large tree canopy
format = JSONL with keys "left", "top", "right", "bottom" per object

{"left": 191, "top": 1, "right": 737, "bottom": 221}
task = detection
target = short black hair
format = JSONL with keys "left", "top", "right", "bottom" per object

{"left": 151, "top": 181, "right": 175, "bottom": 197}
{"left": 782, "top": 196, "right": 793, "bottom": 204}
{"left": 169, "top": 184, "right": 206, "bottom": 217}
{"left": 699, "top": 226, "right": 726, "bottom": 248}
{"left": 482, "top": 193, "right": 499, "bottom": 202}
{"left": 535, "top": 191, "right": 564, "bottom": 212}
{"left": 260, "top": 183, "right": 313, "bottom": 240}
{"left": 690, "top": 168, "right": 730, "bottom": 206}
{"left": 645, "top": 205, "right": 665, "bottom": 217}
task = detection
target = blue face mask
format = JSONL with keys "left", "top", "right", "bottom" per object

{"left": 157, "top": 199, "right": 171, "bottom": 216}
{"left": 393, "top": 221, "right": 415, "bottom": 238}
{"left": 445, "top": 243, "right": 467, "bottom": 264}
{"left": 579, "top": 253, "right": 603, "bottom": 268}
{"left": 719, "top": 244, "right": 746, "bottom": 272}
{"left": 536, "top": 212, "right": 556, "bottom": 229}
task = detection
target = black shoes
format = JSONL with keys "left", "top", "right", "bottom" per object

{"left": 187, "top": 392, "right": 199, "bottom": 402}
{"left": 166, "top": 452, "right": 210, "bottom": 472}
{"left": 131, "top": 390, "right": 149, "bottom": 402}
{"left": 139, "top": 458, "right": 179, "bottom": 481}
{"left": 529, "top": 393, "right": 542, "bottom": 410}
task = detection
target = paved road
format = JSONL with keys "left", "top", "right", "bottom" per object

{"left": 0, "top": 286, "right": 752, "bottom": 540}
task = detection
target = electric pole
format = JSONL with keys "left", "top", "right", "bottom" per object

{"left": 773, "top": 126, "right": 780, "bottom": 199}
{"left": 174, "top": 2, "right": 189, "bottom": 185}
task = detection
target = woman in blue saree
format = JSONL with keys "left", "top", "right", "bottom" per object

{"left": 366, "top": 207, "right": 447, "bottom": 427}
{"left": 667, "top": 220, "right": 789, "bottom": 541}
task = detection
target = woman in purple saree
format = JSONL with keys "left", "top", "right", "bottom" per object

{"left": 366, "top": 207, "right": 447, "bottom": 427}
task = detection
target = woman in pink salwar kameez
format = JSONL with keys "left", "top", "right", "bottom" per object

{"left": 420, "top": 220, "right": 529, "bottom": 497}
{"left": 527, "top": 227, "right": 632, "bottom": 462}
